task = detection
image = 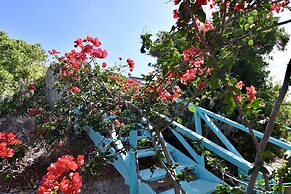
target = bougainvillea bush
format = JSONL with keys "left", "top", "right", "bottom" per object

{"left": 0, "top": 0, "right": 291, "bottom": 193}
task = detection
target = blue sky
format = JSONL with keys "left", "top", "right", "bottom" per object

{"left": 0, "top": 0, "right": 176, "bottom": 76}
{"left": 0, "top": 0, "right": 290, "bottom": 83}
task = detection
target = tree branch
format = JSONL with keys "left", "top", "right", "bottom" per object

{"left": 247, "top": 58, "right": 291, "bottom": 193}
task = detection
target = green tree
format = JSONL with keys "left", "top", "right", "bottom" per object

{"left": 141, "top": 16, "right": 289, "bottom": 93}
{"left": 0, "top": 31, "right": 47, "bottom": 94}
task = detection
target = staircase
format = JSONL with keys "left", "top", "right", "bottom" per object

{"left": 88, "top": 126, "right": 221, "bottom": 194}
{"left": 87, "top": 106, "right": 291, "bottom": 194}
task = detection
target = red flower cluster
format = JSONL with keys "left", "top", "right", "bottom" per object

{"left": 195, "top": 19, "right": 215, "bottom": 32}
{"left": 70, "top": 86, "right": 81, "bottom": 93}
{"left": 109, "top": 75, "right": 141, "bottom": 97}
{"left": 38, "top": 155, "right": 84, "bottom": 194}
{"left": 114, "top": 119, "right": 121, "bottom": 127}
{"left": 201, "top": 20, "right": 215, "bottom": 32}
{"left": 174, "top": 0, "right": 180, "bottom": 5}
{"left": 28, "top": 85, "right": 36, "bottom": 91}
{"left": 179, "top": 47, "right": 212, "bottom": 84}
{"left": 236, "top": 81, "right": 245, "bottom": 90}
{"left": 59, "top": 36, "right": 108, "bottom": 80}
{"left": 173, "top": 9, "right": 179, "bottom": 19}
{"left": 157, "top": 85, "right": 182, "bottom": 102}
{"left": 196, "top": 0, "right": 208, "bottom": 6}
{"left": 126, "top": 58, "right": 135, "bottom": 76}
{"left": 246, "top": 85, "right": 256, "bottom": 102}
{"left": 29, "top": 108, "right": 45, "bottom": 115}
{"left": 183, "top": 47, "right": 203, "bottom": 62}
{"left": 235, "top": 81, "right": 256, "bottom": 102}
{"left": 102, "top": 62, "right": 107, "bottom": 68}
{"left": 0, "top": 132, "right": 22, "bottom": 158}
{"left": 271, "top": 0, "right": 290, "bottom": 13}
{"left": 234, "top": 3, "right": 244, "bottom": 11}
{"left": 48, "top": 49, "right": 61, "bottom": 55}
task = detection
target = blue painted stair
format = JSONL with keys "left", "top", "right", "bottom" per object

{"left": 88, "top": 126, "right": 222, "bottom": 194}
{"left": 87, "top": 105, "right": 291, "bottom": 194}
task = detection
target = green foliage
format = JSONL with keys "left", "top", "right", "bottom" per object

{"left": 0, "top": 78, "right": 47, "bottom": 116}
{"left": 0, "top": 31, "right": 47, "bottom": 94}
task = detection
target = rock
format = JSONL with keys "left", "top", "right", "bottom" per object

{"left": 0, "top": 116, "right": 35, "bottom": 143}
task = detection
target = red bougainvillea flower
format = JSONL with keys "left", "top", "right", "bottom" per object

{"left": 91, "top": 48, "right": 108, "bottom": 59}
{"left": 174, "top": 0, "right": 180, "bottom": 5}
{"left": 196, "top": 0, "right": 208, "bottom": 6}
{"left": 200, "top": 82, "right": 206, "bottom": 89}
{"left": 234, "top": 3, "right": 244, "bottom": 11}
{"left": 28, "top": 85, "right": 36, "bottom": 91}
{"left": 114, "top": 119, "right": 121, "bottom": 127}
{"left": 246, "top": 85, "right": 256, "bottom": 102}
{"left": 102, "top": 62, "right": 107, "bottom": 68}
{"left": 236, "top": 81, "right": 245, "bottom": 90}
{"left": 202, "top": 20, "right": 215, "bottom": 32}
{"left": 38, "top": 155, "right": 84, "bottom": 194}
{"left": 85, "top": 35, "right": 101, "bottom": 47}
{"left": 29, "top": 108, "right": 45, "bottom": 115}
{"left": 76, "top": 155, "right": 84, "bottom": 166}
{"left": 0, "top": 132, "right": 22, "bottom": 158}
{"left": 173, "top": 9, "right": 179, "bottom": 19}
{"left": 74, "top": 38, "right": 83, "bottom": 48}
{"left": 236, "top": 95, "right": 243, "bottom": 103}
{"left": 70, "top": 86, "right": 81, "bottom": 93}
{"left": 271, "top": 0, "right": 290, "bottom": 13}
{"left": 48, "top": 49, "right": 61, "bottom": 55}
{"left": 127, "top": 58, "right": 135, "bottom": 69}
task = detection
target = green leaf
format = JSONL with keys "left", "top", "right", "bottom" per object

{"left": 244, "top": 24, "right": 250, "bottom": 31}
{"left": 250, "top": 98, "right": 264, "bottom": 110}
{"left": 230, "top": 187, "right": 244, "bottom": 194}
{"left": 197, "top": 9, "right": 206, "bottom": 23}
{"left": 177, "top": 117, "right": 182, "bottom": 124}
{"left": 140, "top": 138, "right": 147, "bottom": 145}
{"left": 250, "top": 24, "right": 256, "bottom": 29}
{"left": 220, "top": 54, "right": 235, "bottom": 69}
{"left": 140, "top": 45, "right": 146, "bottom": 53}
{"left": 248, "top": 16, "right": 255, "bottom": 23}
{"left": 248, "top": 39, "right": 254, "bottom": 46}
{"left": 228, "top": 78, "right": 238, "bottom": 87}
{"left": 188, "top": 106, "right": 196, "bottom": 113}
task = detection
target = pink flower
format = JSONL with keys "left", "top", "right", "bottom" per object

{"left": 74, "top": 38, "right": 83, "bottom": 48}
{"left": 246, "top": 85, "right": 256, "bottom": 102}
{"left": 126, "top": 58, "right": 135, "bottom": 69}
{"left": 70, "top": 86, "right": 81, "bottom": 93}
{"left": 200, "top": 82, "right": 206, "bottom": 89}
{"left": 173, "top": 9, "right": 179, "bottom": 19}
{"left": 28, "top": 85, "right": 36, "bottom": 91}
{"left": 174, "top": 0, "right": 180, "bottom": 5}
{"left": 196, "top": 0, "right": 208, "bottom": 6}
{"left": 101, "top": 62, "right": 107, "bottom": 68}
{"left": 236, "top": 81, "right": 245, "bottom": 90}
{"left": 48, "top": 49, "right": 60, "bottom": 55}
{"left": 236, "top": 95, "right": 243, "bottom": 103}
{"left": 29, "top": 109, "right": 45, "bottom": 115}
{"left": 76, "top": 155, "right": 84, "bottom": 166}
{"left": 234, "top": 3, "right": 244, "bottom": 11}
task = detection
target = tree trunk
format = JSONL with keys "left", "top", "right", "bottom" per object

{"left": 247, "top": 59, "right": 291, "bottom": 193}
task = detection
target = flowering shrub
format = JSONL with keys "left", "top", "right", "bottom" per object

{"left": 0, "top": 0, "right": 289, "bottom": 193}
{"left": 38, "top": 155, "right": 84, "bottom": 194}
{"left": 0, "top": 132, "right": 22, "bottom": 158}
